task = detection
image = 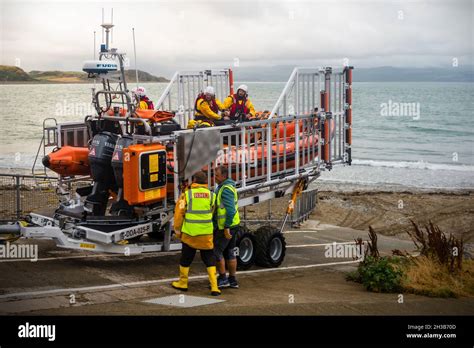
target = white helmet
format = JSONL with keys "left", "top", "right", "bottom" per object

{"left": 132, "top": 86, "right": 146, "bottom": 97}
{"left": 237, "top": 84, "right": 248, "bottom": 93}
{"left": 204, "top": 86, "right": 215, "bottom": 96}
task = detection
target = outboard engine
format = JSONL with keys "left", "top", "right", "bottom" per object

{"left": 110, "top": 135, "right": 134, "bottom": 215}
{"left": 85, "top": 131, "right": 119, "bottom": 215}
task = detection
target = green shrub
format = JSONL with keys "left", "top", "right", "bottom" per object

{"left": 355, "top": 256, "right": 404, "bottom": 293}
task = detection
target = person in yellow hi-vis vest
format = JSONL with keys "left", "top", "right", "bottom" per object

{"left": 171, "top": 171, "right": 221, "bottom": 296}
{"left": 213, "top": 165, "right": 241, "bottom": 289}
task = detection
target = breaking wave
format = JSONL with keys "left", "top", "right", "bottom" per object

{"left": 352, "top": 159, "right": 474, "bottom": 172}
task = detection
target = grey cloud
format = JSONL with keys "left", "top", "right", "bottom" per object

{"left": 1, "top": 0, "right": 472, "bottom": 74}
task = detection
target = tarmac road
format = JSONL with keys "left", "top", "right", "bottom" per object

{"left": 0, "top": 220, "right": 472, "bottom": 315}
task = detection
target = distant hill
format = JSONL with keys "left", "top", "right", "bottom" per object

{"left": 29, "top": 70, "right": 88, "bottom": 83}
{"left": 0, "top": 65, "right": 169, "bottom": 83}
{"left": 233, "top": 65, "right": 474, "bottom": 82}
{"left": 125, "top": 70, "right": 169, "bottom": 83}
{"left": 0, "top": 65, "right": 34, "bottom": 81}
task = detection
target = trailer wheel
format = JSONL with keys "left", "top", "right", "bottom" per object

{"left": 254, "top": 226, "right": 286, "bottom": 267}
{"left": 235, "top": 226, "right": 256, "bottom": 270}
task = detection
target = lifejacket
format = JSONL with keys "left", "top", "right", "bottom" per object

{"left": 194, "top": 93, "right": 219, "bottom": 121}
{"left": 229, "top": 94, "right": 249, "bottom": 120}
{"left": 140, "top": 96, "right": 154, "bottom": 110}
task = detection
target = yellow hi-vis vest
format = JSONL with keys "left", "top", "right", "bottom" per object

{"left": 182, "top": 187, "right": 215, "bottom": 236}
{"left": 216, "top": 184, "right": 240, "bottom": 230}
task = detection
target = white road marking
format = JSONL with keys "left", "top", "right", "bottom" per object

{"left": 0, "top": 251, "right": 181, "bottom": 263}
{"left": 283, "top": 230, "right": 320, "bottom": 234}
{"left": 303, "top": 235, "right": 351, "bottom": 242}
{"left": 0, "top": 260, "right": 359, "bottom": 301}
{"left": 288, "top": 241, "right": 364, "bottom": 248}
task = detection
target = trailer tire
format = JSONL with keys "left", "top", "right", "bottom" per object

{"left": 254, "top": 226, "right": 286, "bottom": 268}
{"left": 235, "top": 226, "right": 256, "bottom": 271}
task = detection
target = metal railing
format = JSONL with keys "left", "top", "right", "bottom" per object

{"left": 155, "top": 69, "right": 233, "bottom": 128}
{"left": 57, "top": 121, "right": 90, "bottom": 148}
{"left": 0, "top": 174, "right": 93, "bottom": 221}
{"left": 32, "top": 118, "right": 90, "bottom": 176}
{"left": 267, "top": 67, "right": 352, "bottom": 169}
{"left": 240, "top": 188, "right": 318, "bottom": 227}
{"left": 0, "top": 174, "right": 58, "bottom": 221}
{"left": 291, "top": 188, "right": 318, "bottom": 225}
{"left": 208, "top": 114, "right": 322, "bottom": 189}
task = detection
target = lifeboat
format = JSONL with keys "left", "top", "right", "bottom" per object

{"left": 43, "top": 114, "right": 333, "bottom": 199}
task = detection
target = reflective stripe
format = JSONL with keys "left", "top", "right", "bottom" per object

{"left": 185, "top": 218, "right": 213, "bottom": 223}
{"left": 187, "top": 189, "right": 192, "bottom": 210}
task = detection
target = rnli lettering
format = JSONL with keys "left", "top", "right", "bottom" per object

{"left": 194, "top": 192, "right": 209, "bottom": 199}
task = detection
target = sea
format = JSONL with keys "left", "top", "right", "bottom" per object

{"left": 0, "top": 81, "right": 473, "bottom": 191}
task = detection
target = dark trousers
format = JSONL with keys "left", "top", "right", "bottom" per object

{"left": 180, "top": 242, "right": 216, "bottom": 268}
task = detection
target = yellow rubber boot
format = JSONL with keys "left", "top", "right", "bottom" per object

{"left": 171, "top": 266, "right": 189, "bottom": 291}
{"left": 207, "top": 266, "right": 221, "bottom": 296}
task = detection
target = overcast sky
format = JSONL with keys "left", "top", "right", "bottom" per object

{"left": 1, "top": 0, "right": 473, "bottom": 77}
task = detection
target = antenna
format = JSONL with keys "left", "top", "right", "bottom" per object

{"left": 132, "top": 27, "right": 139, "bottom": 88}
{"left": 101, "top": 8, "right": 104, "bottom": 43}
{"left": 100, "top": 8, "right": 114, "bottom": 50}
{"left": 93, "top": 31, "right": 96, "bottom": 59}
{"left": 111, "top": 8, "right": 114, "bottom": 44}
{"left": 93, "top": 31, "right": 97, "bottom": 89}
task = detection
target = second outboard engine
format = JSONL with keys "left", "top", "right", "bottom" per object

{"left": 110, "top": 135, "right": 134, "bottom": 216}
{"left": 85, "top": 131, "right": 119, "bottom": 215}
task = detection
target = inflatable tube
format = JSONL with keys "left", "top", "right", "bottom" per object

{"left": 42, "top": 146, "right": 90, "bottom": 176}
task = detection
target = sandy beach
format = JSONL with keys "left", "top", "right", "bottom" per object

{"left": 314, "top": 189, "right": 474, "bottom": 239}
{"left": 243, "top": 181, "right": 473, "bottom": 236}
